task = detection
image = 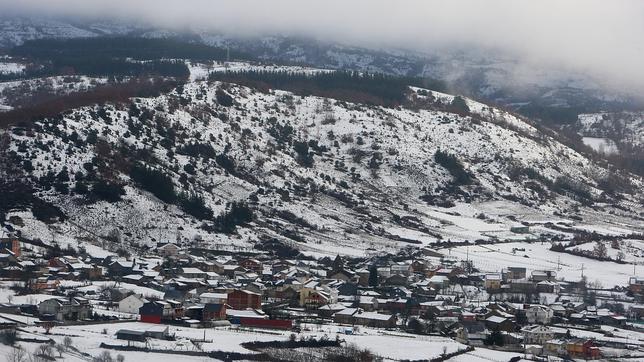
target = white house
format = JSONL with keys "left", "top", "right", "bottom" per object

{"left": 118, "top": 294, "right": 148, "bottom": 314}
{"left": 522, "top": 325, "right": 554, "bottom": 345}
{"left": 526, "top": 305, "right": 554, "bottom": 324}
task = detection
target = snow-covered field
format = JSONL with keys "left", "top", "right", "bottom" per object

{"left": 4, "top": 321, "right": 469, "bottom": 361}
{"left": 578, "top": 112, "right": 644, "bottom": 148}
{"left": 450, "top": 242, "right": 639, "bottom": 287}
{"left": 0, "top": 62, "right": 25, "bottom": 75}
{"left": 582, "top": 137, "right": 619, "bottom": 155}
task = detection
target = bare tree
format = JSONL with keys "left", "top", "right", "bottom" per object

{"left": 55, "top": 344, "right": 64, "bottom": 358}
{"left": 6, "top": 346, "right": 27, "bottom": 362}
{"left": 93, "top": 351, "right": 113, "bottom": 362}
{"left": 593, "top": 241, "right": 607, "bottom": 259}
{"left": 63, "top": 336, "right": 73, "bottom": 351}
{"left": 36, "top": 344, "right": 53, "bottom": 359}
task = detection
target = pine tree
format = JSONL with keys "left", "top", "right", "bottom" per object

{"left": 368, "top": 265, "right": 379, "bottom": 287}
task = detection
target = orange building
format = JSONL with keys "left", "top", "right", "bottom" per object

{"left": 228, "top": 289, "right": 261, "bottom": 310}
{"left": 567, "top": 339, "right": 600, "bottom": 359}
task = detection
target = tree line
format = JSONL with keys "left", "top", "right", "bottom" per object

{"left": 210, "top": 69, "right": 446, "bottom": 107}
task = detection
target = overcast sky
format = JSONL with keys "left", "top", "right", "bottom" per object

{"left": 3, "top": 0, "right": 644, "bottom": 93}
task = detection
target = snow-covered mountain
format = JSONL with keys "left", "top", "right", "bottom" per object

{"left": 2, "top": 62, "right": 642, "bottom": 259}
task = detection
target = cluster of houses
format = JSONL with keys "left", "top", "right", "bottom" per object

{"left": 1, "top": 236, "right": 643, "bottom": 359}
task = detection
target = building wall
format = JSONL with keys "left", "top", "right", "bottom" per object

{"left": 119, "top": 296, "right": 145, "bottom": 314}
{"left": 141, "top": 314, "right": 162, "bottom": 324}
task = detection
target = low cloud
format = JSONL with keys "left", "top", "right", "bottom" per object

{"left": 2, "top": 0, "right": 644, "bottom": 94}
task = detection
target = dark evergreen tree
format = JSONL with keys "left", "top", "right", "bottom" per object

{"left": 368, "top": 265, "right": 379, "bottom": 287}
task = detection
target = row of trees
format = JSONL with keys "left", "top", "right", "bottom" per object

{"left": 210, "top": 69, "right": 445, "bottom": 107}
{"left": 8, "top": 37, "right": 253, "bottom": 80}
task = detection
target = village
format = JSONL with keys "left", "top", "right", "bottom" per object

{"left": 0, "top": 234, "right": 641, "bottom": 361}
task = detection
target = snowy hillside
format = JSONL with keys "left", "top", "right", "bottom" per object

{"left": 578, "top": 112, "right": 644, "bottom": 148}
{"left": 2, "top": 63, "right": 643, "bottom": 259}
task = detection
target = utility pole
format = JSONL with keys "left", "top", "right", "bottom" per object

{"left": 581, "top": 263, "right": 584, "bottom": 278}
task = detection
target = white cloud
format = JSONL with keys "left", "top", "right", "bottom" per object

{"left": 2, "top": 0, "right": 644, "bottom": 92}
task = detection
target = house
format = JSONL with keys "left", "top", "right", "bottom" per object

{"left": 38, "top": 297, "right": 92, "bottom": 321}
{"left": 410, "top": 260, "right": 429, "bottom": 274}
{"left": 193, "top": 260, "right": 223, "bottom": 274}
{"left": 549, "top": 303, "right": 567, "bottom": 317}
{"left": 226, "top": 308, "right": 267, "bottom": 321}
{"left": 358, "top": 296, "right": 379, "bottom": 311}
{"left": 78, "top": 265, "right": 103, "bottom": 280}
{"left": 274, "top": 286, "right": 299, "bottom": 304}
{"left": 385, "top": 298, "right": 410, "bottom": 314}
{"left": 139, "top": 301, "right": 164, "bottom": 324}
{"left": 455, "top": 322, "right": 487, "bottom": 346}
{"left": 145, "top": 325, "right": 170, "bottom": 339}
{"left": 356, "top": 269, "right": 370, "bottom": 286}
{"left": 566, "top": 339, "right": 601, "bottom": 359}
{"left": 629, "top": 276, "right": 644, "bottom": 295}
{"left": 139, "top": 300, "right": 182, "bottom": 323}
{"left": 199, "top": 292, "right": 227, "bottom": 304}
{"left": 526, "top": 305, "right": 553, "bottom": 324}
{"left": 203, "top": 303, "right": 227, "bottom": 320}
{"left": 509, "top": 279, "right": 536, "bottom": 294}
{"left": 531, "top": 270, "right": 556, "bottom": 282}
{"left": 0, "top": 238, "right": 20, "bottom": 257}
{"left": 228, "top": 289, "right": 261, "bottom": 310}
{"left": 502, "top": 267, "right": 527, "bottom": 281}
{"left": 115, "top": 329, "right": 147, "bottom": 343}
{"left": 353, "top": 310, "right": 396, "bottom": 328}
{"left": 333, "top": 308, "right": 395, "bottom": 328}
{"left": 630, "top": 304, "right": 644, "bottom": 320}
{"left": 485, "top": 315, "right": 514, "bottom": 332}
{"left": 427, "top": 275, "right": 449, "bottom": 289}
{"left": 484, "top": 274, "right": 502, "bottom": 290}
{"left": 537, "top": 280, "right": 560, "bottom": 294}
{"left": 300, "top": 287, "right": 333, "bottom": 309}
{"left": 239, "top": 258, "right": 263, "bottom": 273}
{"left": 107, "top": 260, "right": 134, "bottom": 277}
{"left": 119, "top": 294, "right": 148, "bottom": 314}
{"left": 181, "top": 267, "right": 208, "bottom": 279}
{"left": 391, "top": 263, "right": 411, "bottom": 276}
{"left": 328, "top": 269, "right": 356, "bottom": 282}
{"left": 521, "top": 325, "right": 554, "bottom": 344}
{"left": 544, "top": 339, "right": 567, "bottom": 356}
{"left": 334, "top": 308, "right": 359, "bottom": 325}
{"left": 157, "top": 243, "right": 181, "bottom": 257}
{"left": 384, "top": 274, "right": 408, "bottom": 286}
{"left": 317, "top": 303, "right": 347, "bottom": 318}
